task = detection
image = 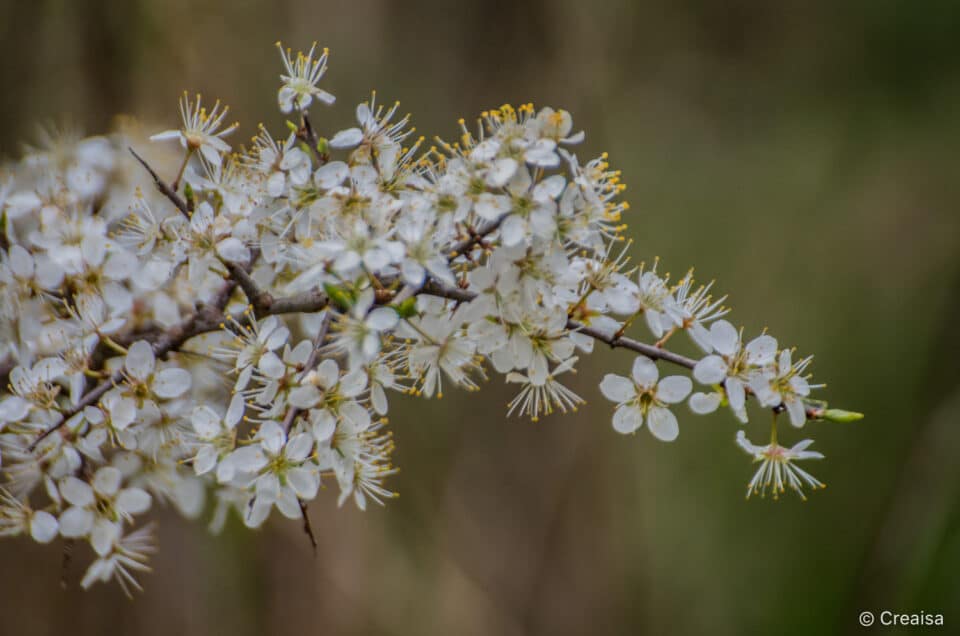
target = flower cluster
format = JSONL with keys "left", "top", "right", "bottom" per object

{"left": 0, "top": 41, "right": 859, "bottom": 595}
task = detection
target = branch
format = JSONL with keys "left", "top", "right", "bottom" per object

{"left": 298, "top": 113, "right": 326, "bottom": 165}
{"left": 128, "top": 148, "right": 190, "bottom": 218}
{"left": 416, "top": 278, "right": 823, "bottom": 420}
{"left": 221, "top": 259, "right": 274, "bottom": 318}
{"left": 131, "top": 149, "right": 282, "bottom": 320}
{"left": 282, "top": 311, "right": 332, "bottom": 433}
{"left": 29, "top": 283, "right": 236, "bottom": 451}
{"left": 394, "top": 212, "right": 512, "bottom": 307}
{"left": 298, "top": 500, "right": 318, "bottom": 553}
{"left": 450, "top": 213, "right": 510, "bottom": 259}
{"left": 266, "top": 288, "right": 331, "bottom": 316}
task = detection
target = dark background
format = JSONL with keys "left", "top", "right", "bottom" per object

{"left": 1, "top": 1, "right": 959, "bottom": 634}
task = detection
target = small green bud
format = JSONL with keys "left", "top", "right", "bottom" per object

{"left": 821, "top": 409, "right": 864, "bottom": 423}
{"left": 395, "top": 297, "right": 418, "bottom": 319}
{"left": 285, "top": 120, "right": 299, "bottom": 133}
{"left": 323, "top": 283, "right": 353, "bottom": 311}
{"left": 316, "top": 137, "right": 329, "bottom": 155}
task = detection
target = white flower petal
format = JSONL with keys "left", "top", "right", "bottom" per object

{"left": 153, "top": 368, "right": 192, "bottom": 398}
{"left": 60, "top": 476, "right": 95, "bottom": 507}
{"left": 612, "top": 404, "right": 643, "bottom": 434}
{"left": 371, "top": 384, "right": 388, "bottom": 415}
{"left": 657, "top": 376, "right": 692, "bottom": 404}
{"left": 599, "top": 374, "right": 635, "bottom": 403}
{"left": 92, "top": 467, "right": 122, "bottom": 497}
{"left": 194, "top": 446, "right": 219, "bottom": 475}
{"left": 500, "top": 215, "right": 525, "bottom": 247}
{"left": 258, "top": 421, "right": 286, "bottom": 456}
{"left": 647, "top": 406, "right": 679, "bottom": 442}
{"left": 310, "top": 410, "right": 336, "bottom": 442}
{"left": 693, "top": 355, "right": 726, "bottom": 385}
{"left": 288, "top": 467, "right": 319, "bottom": 500}
{"left": 257, "top": 351, "right": 286, "bottom": 379}
{"left": 58, "top": 507, "right": 94, "bottom": 538}
{"left": 631, "top": 355, "right": 659, "bottom": 388}
{"left": 285, "top": 433, "right": 314, "bottom": 462}
{"left": 125, "top": 340, "right": 155, "bottom": 381}
{"left": 689, "top": 392, "right": 721, "bottom": 414}
{"left": 116, "top": 488, "right": 152, "bottom": 516}
{"left": 228, "top": 446, "right": 268, "bottom": 474}
{"left": 726, "top": 378, "right": 746, "bottom": 412}
{"left": 745, "top": 335, "right": 778, "bottom": 366}
{"left": 787, "top": 399, "right": 807, "bottom": 428}
{"left": 91, "top": 519, "right": 119, "bottom": 557}
{"left": 244, "top": 500, "right": 271, "bottom": 528}
{"left": 191, "top": 407, "right": 220, "bottom": 439}
{"left": 366, "top": 307, "right": 398, "bottom": 331}
{"left": 710, "top": 320, "right": 740, "bottom": 356}
{"left": 216, "top": 237, "right": 250, "bottom": 263}
{"left": 30, "top": 511, "right": 59, "bottom": 544}
{"left": 486, "top": 158, "right": 518, "bottom": 187}
{"left": 276, "top": 488, "right": 303, "bottom": 519}
{"left": 314, "top": 161, "right": 349, "bottom": 189}
{"left": 329, "top": 127, "right": 363, "bottom": 149}
{"left": 288, "top": 385, "right": 322, "bottom": 409}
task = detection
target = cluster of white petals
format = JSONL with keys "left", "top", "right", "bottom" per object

{"left": 0, "top": 41, "right": 857, "bottom": 595}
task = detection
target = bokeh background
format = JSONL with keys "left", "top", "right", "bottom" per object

{"left": 2, "top": 0, "right": 960, "bottom": 634}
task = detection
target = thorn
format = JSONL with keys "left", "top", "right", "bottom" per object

{"left": 299, "top": 500, "right": 318, "bottom": 554}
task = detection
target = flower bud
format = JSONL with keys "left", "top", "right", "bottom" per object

{"left": 821, "top": 408, "right": 864, "bottom": 423}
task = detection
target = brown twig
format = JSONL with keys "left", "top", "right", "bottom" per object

{"left": 298, "top": 500, "right": 318, "bottom": 553}
{"left": 134, "top": 148, "right": 281, "bottom": 320}
{"left": 281, "top": 312, "right": 332, "bottom": 433}
{"left": 128, "top": 147, "right": 190, "bottom": 218}
{"left": 298, "top": 113, "right": 327, "bottom": 165}
{"left": 221, "top": 259, "right": 274, "bottom": 318}
{"left": 416, "top": 278, "right": 824, "bottom": 420}
{"left": 28, "top": 289, "right": 233, "bottom": 451}
{"left": 449, "top": 213, "right": 510, "bottom": 259}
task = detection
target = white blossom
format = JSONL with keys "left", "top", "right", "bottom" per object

{"left": 150, "top": 93, "right": 238, "bottom": 165}
{"left": 0, "top": 40, "right": 851, "bottom": 595}
{"left": 691, "top": 320, "right": 777, "bottom": 422}
{"left": 276, "top": 42, "right": 335, "bottom": 113}
{"left": 599, "top": 356, "right": 692, "bottom": 441}
{"left": 736, "top": 430, "right": 825, "bottom": 500}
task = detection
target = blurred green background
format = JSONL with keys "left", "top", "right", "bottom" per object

{"left": 2, "top": 0, "right": 960, "bottom": 634}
